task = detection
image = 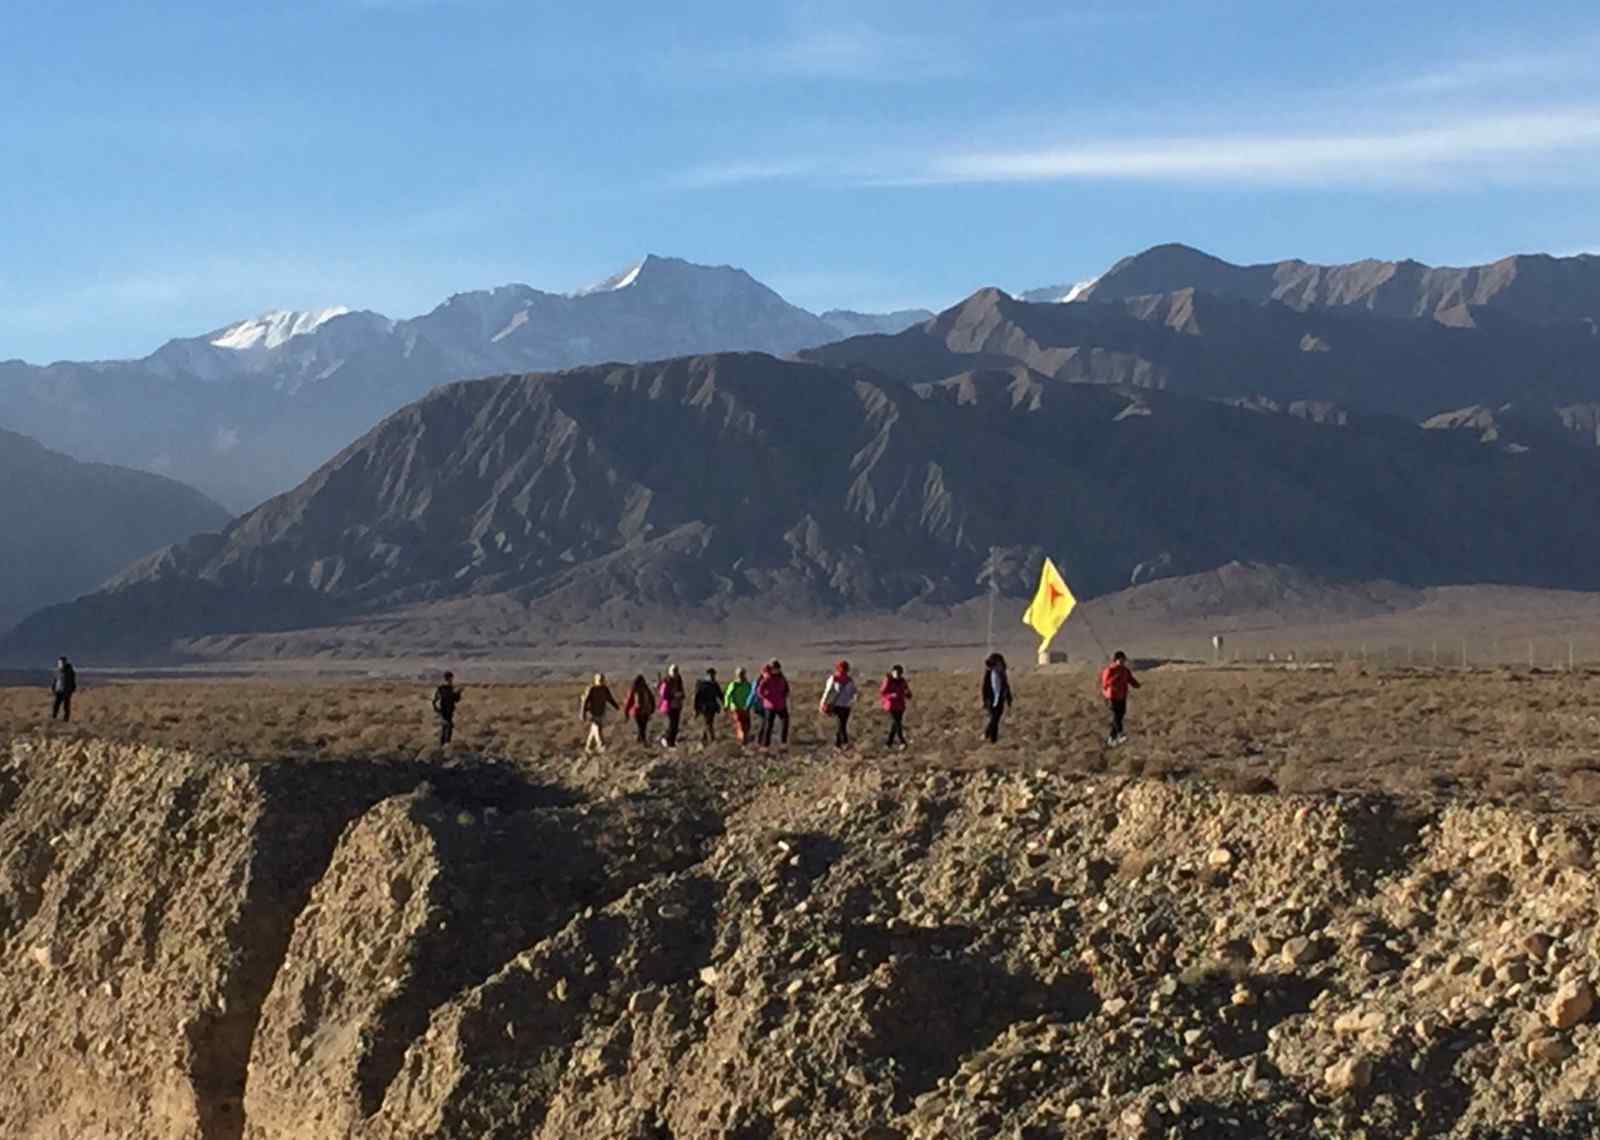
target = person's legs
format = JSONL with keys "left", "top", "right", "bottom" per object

{"left": 61, "top": 694, "right": 71, "bottom": 723}
{"left": 777, "top": 709, "right": 790, "bottom": 745}
{"left": 439, "top": 716, "right": 453, "bottom": 746}
{"left": 1109, "top": 698, "right": 1126, "bottom": 741}
{"left": 702, "top": 711, "right": 716, "bottom": 743}
{"left": 985, "top": 706, "right": 1002, "bottom": 742}
{"left": 888, "top": 709, "right": 905, "bottom": 746}
{"left": 51, "top": 693, "right": 63, "bottom": 721}
{"left": 834, "top": 707, "right": 850, "bottom": 746}
{"left": 758, "top": 709, "right": 773, "bottom": 747}
{"left": 666, "top": 709, "right": 681, "bottom": 746}
{"left": 635, "top": 715, "right": 648, "bottom": 744}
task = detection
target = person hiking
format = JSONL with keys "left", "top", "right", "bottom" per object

{"left": 723, "top": 667, "right": 754, "bottom": 745}
{"left": 657, "top": 664, "right": 687, "bottom": 748}
{"left": 981, "top": 652, "right": 1013, "bottom": 743}
{"left": 756, "top": 659, "right": 790, "bottom": 748}
{"left": 819, "top": 659, "right": 858, "bottom": 749}
{"left": 431, "top": 670, "right": 461, "bottom": 745}
{"left": 879, "top": 664, "right": 911, "bottom": 748}
{"left": 580, "top": 673, "right": 620, "bottom": 754}
{"left": 694, "top": 667, "right": 724, "bottom": 743}
{"left": 624, "top": 674, "right": 654, "bottom": 745}
{"left": 50, "top": 656, "right": 77, "bottom": 723}
{"left": 1100, "top": 650, "right": 1141, "bottom": 746}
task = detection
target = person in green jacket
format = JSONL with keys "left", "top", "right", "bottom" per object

{"left": 724, "top": 667, "right": 754, "bottom": 745}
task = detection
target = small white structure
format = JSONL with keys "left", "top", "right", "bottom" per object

{"left": 1212, "top": 634, "right": 1225, "bottom": 663}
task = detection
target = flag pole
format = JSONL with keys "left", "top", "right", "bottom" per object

{"left": 986, "top": 545, "right": 997, "bottom": 652}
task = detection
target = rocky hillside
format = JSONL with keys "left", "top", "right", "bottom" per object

{"left": 0, "top": 429, "right": 230, "bottom": 632}
{"left": 3, "top": 733, "right": 1599, "bottom": 1138}
{"left": 11, "top": 351, "right": 1600, "bottom": 656}
{"left": 803, "top": 286, "right": 1600, "bottom": 422}
{"left": 0, "top": 257, "right": 923, "bottom": 510}
{"left": 1077, "top": 243, "right": 1600, "bottom": 328}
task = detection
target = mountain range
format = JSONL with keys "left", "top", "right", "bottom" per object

{"left": 11, "top": 346, "right": 1600, "bottom": 658}
{"left": 9, "top": 242, "right": 1600, "bottom": 659}
{"left": 0, "top": 429, "right": 230, "bottom": 633}
{"left": 0, "top": 256, "right": 931, "bottom": 511}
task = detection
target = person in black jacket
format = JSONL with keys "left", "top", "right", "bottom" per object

{"left": 693, "top": 668, "right": 724, "bottom": 743}
{"left": 981, "top": 652, "right": 1012, "bottom": 743}
{"left": 432, "top": 671, "right": 461, "bottom": 746}
{"left": 50, "top": 657, "right": 77, "bottom": 723}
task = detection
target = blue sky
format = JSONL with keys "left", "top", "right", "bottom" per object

{"left": 3, "top": 0, "right": 1598, "bottom": 362}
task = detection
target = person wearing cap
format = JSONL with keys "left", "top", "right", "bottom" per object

{"left": 431, "top": 670, "right": 461, "bottom": 746}
{"left": 581, "top": 673, "right": 620, "bottom": 753}
{"left": 819, "top": 659, "right": 858, "bottom": 749}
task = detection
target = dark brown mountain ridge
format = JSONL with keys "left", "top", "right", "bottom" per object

{"left": 1082, "top": 242, "right": 1600, "bottom": 327}
{"left": 803, "top": 282, "right": 1600, "bottom": 423}
{"left": 10, "top": 351, "right": 1600, "bottom": 658}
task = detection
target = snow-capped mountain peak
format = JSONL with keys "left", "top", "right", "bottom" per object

{"left": 210, "top": 307, "right": 351, "bottom": 351}
{"left": 573, "top": 260, "right": 646, "bottom": 297}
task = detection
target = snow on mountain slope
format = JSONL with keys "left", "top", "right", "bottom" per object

{"left": 572, "top": 261, "right": 645, "bottom": 296}
{"left": 210, "top": 307, "right": 351, "bottom": 350}
{"left": 1019, "top": 277, "right": 1099, "bottom": 304}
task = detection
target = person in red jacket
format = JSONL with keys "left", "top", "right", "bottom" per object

{"left": 879, "top": 665, "right": 911, "bottom": 748}
{"left": 1099, "top": 650, "right": 1140, "bottom": 745}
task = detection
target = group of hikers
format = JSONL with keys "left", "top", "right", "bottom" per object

{"left": 427, "top": 650, "right": 1142, "bottom": 753}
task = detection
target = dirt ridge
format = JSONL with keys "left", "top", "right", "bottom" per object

{"left": 3, "top": 735, "right": 1600, "bottom": 1138}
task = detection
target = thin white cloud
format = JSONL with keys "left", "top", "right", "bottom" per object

{"left": 680, "top": 108, "right": 1600, "bottom": 192}
{"left": 1379, "top": 43, "right": 1597, "bottom": 96}
{"left": 922, "top": 110, "right": 1600, "bottom": 187}
{"left": 657, "top": 23, "right": 967, "bottom": 86}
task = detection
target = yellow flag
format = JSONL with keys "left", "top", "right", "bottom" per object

{"left": 1022, "top": 557, "right": 1077, "bottom": 651}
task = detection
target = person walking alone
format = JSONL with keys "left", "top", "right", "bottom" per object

{"left": 1099, "top": 650, "right": 1141, "bottom": 745}
{"left": 723, "top": 667, "right": 754, "bottom": 745}
{"left": 657, "top": 664, "right": 686, "bottom": 748}
{"left": 756, "top": 660, "right": 790, "bottom": 748}
{"left": 431, "top": 670, "right": 460, "bottom": 746}
{"left": 624, "top": 674, "right": 654, "bottom": 745}
{"left": 819, "top": 659, "right": 858, "bottom": 749}
{"left": 694, "top": 668, "right": 724, "bottom": 743}
{"left": 580, "top": 673, "right": 620, "bottom": 753}
{"left": 879, "top": 664, "right": 911, "bottom": 748}
{"left": 981, "top": 652, "right": 1012, "bottom": 743}
{"left": 50, "top": 656, "right": 77, "bottom": 723}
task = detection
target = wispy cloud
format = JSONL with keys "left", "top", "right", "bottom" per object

{"left": 921, "top": 110, "right": 1600, "bottom": 188}
{"left": 677, "top": 108, "right": 1600, "bottom": 192}
{"left": 656, "top": 22, "right": 967, "bottom": 86}
{"left": 1379, "top": 43, "right": 1598, "bottom": 96}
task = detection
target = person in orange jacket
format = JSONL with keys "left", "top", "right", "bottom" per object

{"left": 1100, "top": 650, "right": 1140, "bottom": 746}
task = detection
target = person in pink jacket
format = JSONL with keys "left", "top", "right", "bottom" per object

{"left": 756, "top": 659, "right": 790, "bottom": 748}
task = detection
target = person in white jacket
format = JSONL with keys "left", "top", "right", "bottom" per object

{"left": 819, "top": 659, "right": 858, "bottom": 749}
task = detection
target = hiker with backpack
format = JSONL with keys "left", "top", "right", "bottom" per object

{"left": 819, "top": 659, "right": 858, "bottom": 749}
{"left": 879, "top": 664, "right": 911, "bottom": 748}
{"left": 1100, "top": 650, "right": 1141, "bottom": 745}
